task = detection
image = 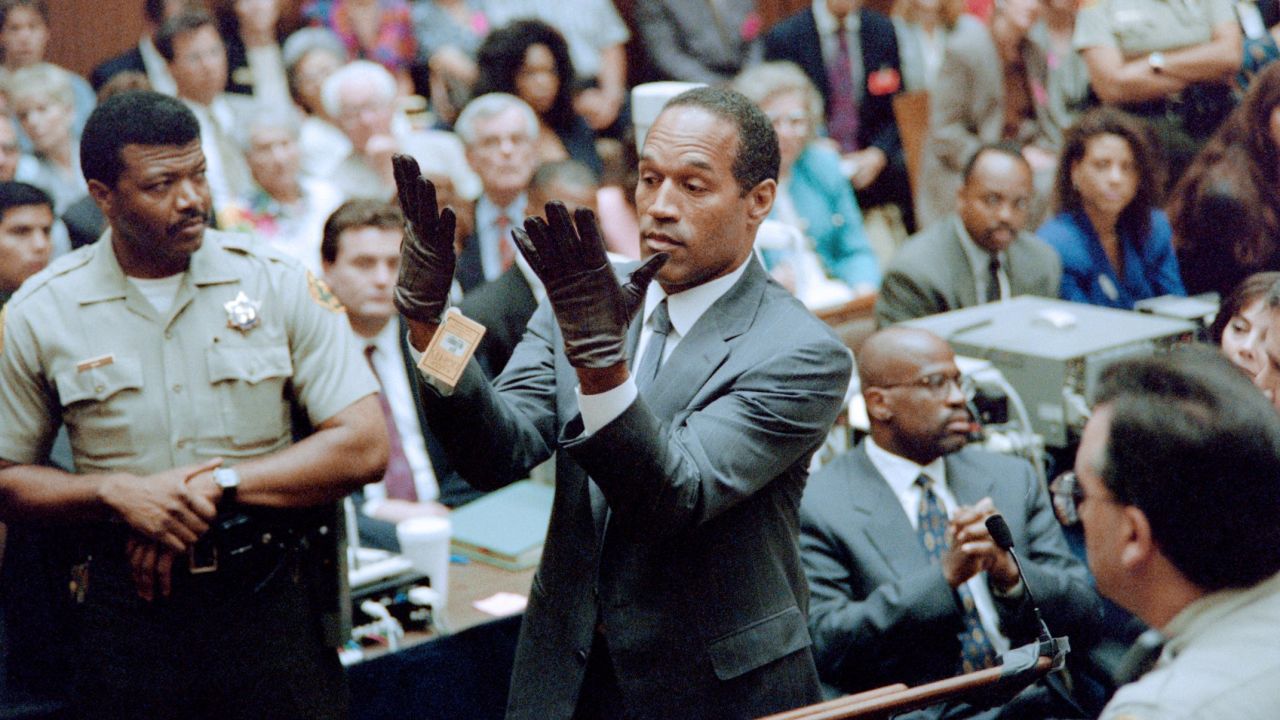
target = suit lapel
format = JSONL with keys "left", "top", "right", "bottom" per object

{"left": 944, "top": 453, "right": 997, "bottom": 506}
{"left": 640, "top": 258, "right": 767, "bottom": 419}
{"left": 847, "top": 445, "right": 930, "bottom": 577}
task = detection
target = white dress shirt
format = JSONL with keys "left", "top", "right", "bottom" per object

{"left": 577, "top": 256, "right": 754, "bottom": 435}
{"left": 864, "top": 437, "right": 1013, "bottom": 655}
{"left": 955, "top": 216, "right": 1010, "bottom": 303}
{"left": 362, "top": 321, "right": 439, "bottom": 506}
{"left": 474, "top": 193, "right": 526, "bottom": 283}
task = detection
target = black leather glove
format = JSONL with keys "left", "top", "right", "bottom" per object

{"left": 392, "top": 154, "right": 457, "bottom": 323}
{"left": 512, "top": 202, "right": 667, "bottom": 369}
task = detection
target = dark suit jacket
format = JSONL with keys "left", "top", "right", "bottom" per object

{"left": 354, "top": 319, "right": 485, "bottom": 551}
{"left": 422, "top": 258, "right": 852, "bottom": 719}
{"left": 764, "top": 8, "right": 903, "bottom": 156}
{"left": 801, "top": 443, "right": 1101, "bottom": 708}
{"left": 874, "top": 216, "right": 1061, "bottom": 326}
{"left": 458, "top": 266, "right": 538, "bottom": 379}
{"left": 90, "top": 46, "right": 146, "bottom": 91}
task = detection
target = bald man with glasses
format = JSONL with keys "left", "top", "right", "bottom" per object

{"left": 799, "top": 326, "right": 1101, "bottom": 717}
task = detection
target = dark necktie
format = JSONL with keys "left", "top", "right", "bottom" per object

{"left": 915, "top": 475, "right": 998, "bottom": 673}
{"left": 365, "top": 345, "right": 417, "bottom": 501}
{"left": 633, "top": 300, "right": 671, "bottom": 392}
{"left": 826, "top": 18, "right": 861, "bottom": 153}
{"left": 986, "top": 254, "right": 1002, "bottom": 303}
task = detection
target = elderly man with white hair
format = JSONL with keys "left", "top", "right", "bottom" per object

{"left": 322, "top": 59, "right": 479, "bottom": 204}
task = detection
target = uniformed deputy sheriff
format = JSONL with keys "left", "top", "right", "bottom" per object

{"left": 1070, "top": 349, "right": 1280, "bottom": 719}
{"left": 0, "top": 91, "right": 388, "bottom": 718}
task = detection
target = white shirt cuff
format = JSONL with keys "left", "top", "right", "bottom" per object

{"left": 577, "top": 377, "right": 637, "bottom": 436}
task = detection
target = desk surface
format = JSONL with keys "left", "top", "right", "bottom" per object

{"left": 441, "top": 558, "right": 536, "bottom": 633}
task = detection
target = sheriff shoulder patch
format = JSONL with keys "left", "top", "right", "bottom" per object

{"left": 307, "top": 271, "right": 346, "bottom": 313}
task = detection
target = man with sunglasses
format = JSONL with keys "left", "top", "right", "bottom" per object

{"left": 1070, "top": 350, "right": 1280, "bottom": 719}
{"left": 801, "top": 326, "right": 1100, "bottom": 716}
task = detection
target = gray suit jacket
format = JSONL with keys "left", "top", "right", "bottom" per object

{"left": 635, "top": 0, "right": 762, "bottom": 84}
{"left": 801, "top": 443, "right": 1101, "bottom": 710}
{"left": 874, "top": 216, "right": 1061, "bottom": 326}
{"left": 422, "top": 257, "right": 852, "bottom": 720}
{"left": 916, "top": 21, "right": 1060, "bottom": 227}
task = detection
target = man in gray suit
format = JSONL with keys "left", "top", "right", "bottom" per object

{"left": 802, "top": 327, "right": 1099, "bottom": 717}
{"left": 875, "top": 144, "right": 1060, "bottom": 327}
{"left": 393, "top": 87, "right": 852, "bottom": 719}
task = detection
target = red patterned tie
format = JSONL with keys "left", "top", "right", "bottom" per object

{"left": 497, "top": 215, "right": 515, "bottom": 272}
{"left": 366, "top": 345, "right": 417, "bottom": 501}
{"left": 826, "top": 18, "right": 861, "bottom": 153}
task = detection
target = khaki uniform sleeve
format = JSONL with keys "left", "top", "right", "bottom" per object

{"left": 0, "top": 300, "right": 57, "bottom": 464}
{"left": 280, "top": 266, "right": 379, "bottom": 426}
{"left": 1203, "top": 0, "right": 1238, "bottom": 27}
{"left": 1074, "top": 0, "right": 1117, "bottom": 50}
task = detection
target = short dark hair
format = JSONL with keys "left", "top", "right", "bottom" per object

{"left": 1209, "top": 271, "right": 1280, "bottom": 344}
{"left": 530, "top": 159, "right": 598, "bottom": 195}
{"left": 663, "top": 86, "right": 779, "bottom": 196}
{"left": 80, "top": 91, "right": 201, "bottom": 188}
{"left": 144, "top": 0, "right": 168, "bottom": 25}
{"left": 1053, "top": 108, "right": 1162, "bottom": 244}
{"left": 155, "top": 8, "right": 217, "bottom": 63}
{"left": 0, "top": 0, "right": 48, "bottom": 28}
{"left": 1094, "top": 348, "right": 1280, "bottom": 591}
{"left": 0, "top": 181, "right": 51, "bottom": 219}
{"left": 321, "top": 199, "right": 404, "bottom": 264}
{"left": 961, "top": 142, "right": 1030, "bottom": 186}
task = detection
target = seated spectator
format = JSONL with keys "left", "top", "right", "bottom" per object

{"left": 1168, "top": 62, "right": 1280, "bottom": 298}
{"left": 892, "top": 0, "right": 981, "bottom": 93}
{"left": 876, "top": 143, "right": 1060, "bottom": 326}
{"left": 302, "top": 0, "right": 417, "bottom": 95}
{"left": 484, "top": 0, "right": 631, "bottom": 134}
{"left": 473, "top": 20, "right": 603, "bottom": 178}
{"left": 282, "top": 27, "right": 352, "bottom": 180}
{"left": 214, "top": 0, "right": 290, "bottom": 106}
{"left": 451, "top": 92, "right": 538, "bottom": 291}
{"left": 634, "top": 0, "right": 763, "bottom": 85}
{"left": 1209, "top": 271, "right": 1280, "bottom": 377}
{"left": 0, "top": 112, "right": 32, "bottom": 184}
{"left": 733, "top": 61, "right": 879, "bottom": 298}
{"left": 320, "top": 200, "right": 479, "bottom": 550}
{"left": 1032, "top": 0, "right": 1092, "bottom": 137}
{"left": 6, "top": 64, "right": 86, "bottom": 214}
{"left": 321, "top": 59, "right": 478, "bottom": 203}
{"left": 90, "top": 0, "right": 186, "bottom": 95}
{"left": 157, "top": 9, "right": 256, "bottom": 210}
{"left": 0, "top": 180, "right": 51, "bottom": 305}
{"left": 0, "top": 0, "right": 96, "bottom": 140}
{"left": 410, "top": 0, "right": 488, "bottom": 127}
{"left": 217, "top": 107, "right": 342, "bottom": 273}
{"left": 1075, "top": 350, "right": 1280, "bottom": 719}
{"left": 1038, "top": 108, "right": 1184, "bottom": 309}
{"left": 802, "top": 326, "right": 1101, "bottom": 713}
{"left": 1074, "top": 0, "right": 1241, "bottom": 186}
{"left": 763, "top": 0, "right": 917, "bottom": 232}
{"left": 917, "top": 0, "right": 1060, "bottom": 228}
{"left": 460, "top": 158, "right": 598, "bottom": 378}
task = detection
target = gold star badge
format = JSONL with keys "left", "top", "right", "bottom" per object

{"left": 223, "top": 291, "right": 262, "bottom": 333}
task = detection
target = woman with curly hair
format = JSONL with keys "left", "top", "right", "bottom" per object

{"left": 1168, "top": 62, "right": 1280, "bottom": 298}
{"left": 1037, "top": 107, "right": 1183, "bottom": 309}
{"left": 472, "top": 19, "right": 602, "bottom": 178}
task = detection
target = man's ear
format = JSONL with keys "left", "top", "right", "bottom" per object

{"left": 865, "top": 387, "right": 892, "bottom": 422}
{"left": 744, "top": 178, "right": 776, "bottom": 225}
{"left": 87, "top": 179, "right": 113, "bottom": 219}
{"left": 1119, "top": 505, "right": 1156, "bottom": 570}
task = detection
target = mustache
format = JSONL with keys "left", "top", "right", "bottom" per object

{"left": 167, "top": 208, "right": 212, "bottom": 235}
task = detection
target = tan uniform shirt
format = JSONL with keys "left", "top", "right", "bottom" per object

{"left": 0, "top": 230, "right": 376, "bottom": 475}
{"left": 1073, "top": 0, "right": 1236, "bottom": 58}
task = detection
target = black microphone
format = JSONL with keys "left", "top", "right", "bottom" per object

{"left": 985, "top": 514, "right": 1051, "bottom": 642}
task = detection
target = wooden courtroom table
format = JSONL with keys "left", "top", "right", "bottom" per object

{"left": 439, "top": 558, "right": 536, "bottom": 634}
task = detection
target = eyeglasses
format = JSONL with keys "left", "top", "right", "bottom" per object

{"left": 875, "top": 372, "right": 974, "bottom": 400}
{"left": 1050, "top": 470, "right": 1124, "bottom": 526}
{"left": 767, "top": 110, "right": 812, "bottom": 132}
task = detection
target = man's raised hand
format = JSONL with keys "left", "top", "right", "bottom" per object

{"left": 392, "top": 154, "right": 457, "bottom": 324}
